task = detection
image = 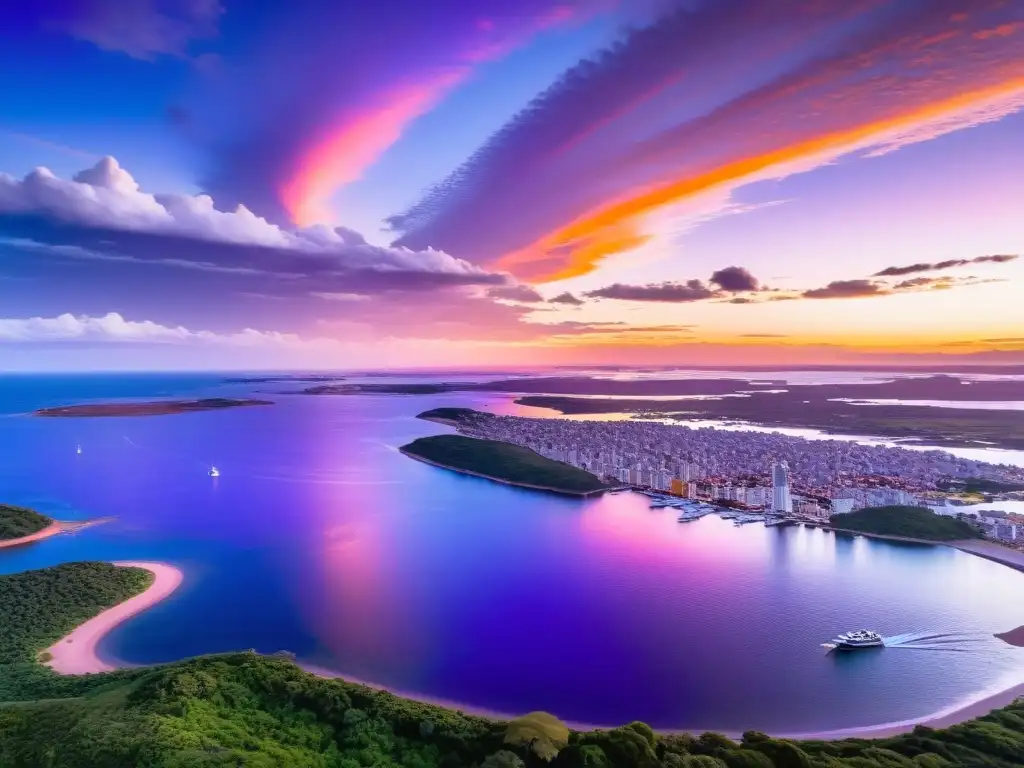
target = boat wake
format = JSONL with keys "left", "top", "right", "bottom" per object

{"left": 882, "top": 630, "right": 993, "bottom": 653}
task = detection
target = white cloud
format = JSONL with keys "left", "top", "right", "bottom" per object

{"left": 0, "top": 156, "right": 497, "bottom": 281}
{"left": 0, "top": 311, "right": 339, "bottom": 348}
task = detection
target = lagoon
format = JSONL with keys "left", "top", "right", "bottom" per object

{"left": 1, "top": 373, "right": 1023, "bottom": 734}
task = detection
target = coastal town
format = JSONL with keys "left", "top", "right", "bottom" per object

{"left": 449, "top": 411, "right": 1024, "bottom": 544}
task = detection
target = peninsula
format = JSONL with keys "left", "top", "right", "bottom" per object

{"left": 400, "top": 433, "right": 608, "bottom": 496}
{"left": 0, "top": 503, "right": 53, "bottom": 543}
{"left": 1, "top": 504, "right": 115, "bottom": 549}
{"left": 34, "top": 397, "right": 273, "bottom": 418}
{"left": 2, "top": 560, "right": 1024, "bottom": 766}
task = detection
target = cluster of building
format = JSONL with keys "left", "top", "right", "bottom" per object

{"left": 456, "top": 413, "right": 1024, "bottom": 516}
{"left": 959, "top": 509, "right": 1024, "bottom": 543}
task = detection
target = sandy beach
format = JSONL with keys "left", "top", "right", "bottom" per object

{"left": 42, "top": 561, "right": 184, "bottom": 675}
{"left": 296, "top": 659, "right": 1024, "bottom": 740}
{"left": 0, "top": 521, "right": 65, "bottom": 549}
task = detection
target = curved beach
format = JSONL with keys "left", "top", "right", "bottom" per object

{"left": 0, "top": 521, "right": 64, "bottom": 549}
{"left": 42, "top": 561, "right": 184, "bottom": 675}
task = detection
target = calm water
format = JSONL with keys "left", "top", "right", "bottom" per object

{"left": 2, "top": 373, "right": 1024, "bottom": 734}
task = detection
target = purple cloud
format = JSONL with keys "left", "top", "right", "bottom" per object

{"left": 710, "top": 266, "right": 759, "bottom": 292}
{"left": 487, "top": 284, "right": 545, "bottom": 302}
{"left": 17, "top": 0, "right": 223, "bottom": 59}
{"left": 585, "top": 280, "right": 715, "bottom": 303}
{"left": 179, "top": 1, "right": 610, "bottom": 224}
{"left": 801, "top": 280, "right": 886, "bottom": 299}
{"left": 873, "top": 254, "right": 1018, "bottom": 277}
{"left": 548, "top": 292, "right": 584, "bottom": 306}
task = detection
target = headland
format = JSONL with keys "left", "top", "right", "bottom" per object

{"left": 0, "top": 504, "right": 113, "bottom": 549}
{"left": 41, "top": 561, "right": 184, "bottom": 675}
{"left": 400, "top": 433, "right": 608, "bottom": 496}
{"left": 33, "top": 397, "right": 273, "bottom": 418}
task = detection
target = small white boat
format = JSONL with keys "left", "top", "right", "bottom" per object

{"left": 76, "top": 444, "right": 82, "bottom": 455}
{"left": 828, "top": 630, "right": 884, "bottom": 650}
{"left": 208, "top": 465, "right": 220, "bottom": 478}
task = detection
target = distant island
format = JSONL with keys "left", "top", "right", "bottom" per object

{"left": 223, "top": 375, "right": 342, "bottom": 384}
{"left": 3, "top": 560, "right": 1024, "bottom": 765}
{"left": 34, "top": 397, "right": 273, "bottom": 418}
{"left": 303, "top": 382, "right": 461, "bottom": 395}
{"left": 400, "top": 433, "right": 608, "bottom": 496}
{"left": 829, "top": 505, "right": 982, "bottom": 542}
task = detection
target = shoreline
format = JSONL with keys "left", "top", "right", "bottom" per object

{"left": 0, "top": 521, "right": 64, "bottom": 549}
{"left": 33, "top": 559, "right": 1024, "bottom": 740}
{"left": 0, "top": 517, "right": 116, "bottom": 550}
{"left": 296, "top": 660, "right": 1024, "bottom": 741}
{"left": 816, "top": 526, "right": 1024, "bottom": 573}
{"left": 42, "top": 561, "right": 184, "bottom": 675}
{"left": 400, "top": 447, "right": 606, "bottom": 497}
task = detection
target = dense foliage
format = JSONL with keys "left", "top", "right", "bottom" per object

{"left": 401, "top": 434, "right": 607, "bottom": 494}
{"left": 3, "top": 562, "right": 1024, "bottom": 766}
{"left": 830, "top": 506, "right": 982, "bottom": 541}
{"left": 0, "top": 503, "right": 52, "bottom": 540}
{"left": 418, "top": 407, "right": 483, "bottom": 423}
{"left": 0, "top": 562, "right": 153, "bottom": 701}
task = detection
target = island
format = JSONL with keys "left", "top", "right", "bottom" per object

{"left": 2, "top": 560, "right": 1024, "bottom": 766}
{"left": 416, "top": 406, "right": 485, "bottom": 426}
{"left": 222, "top": 375, "right": 342, "bottom": 383}
{"left": 400, "top": 434, "right": 609, "bottom": 496}
{"left": 828, "top": 505, "right": 982, "bottom": 542}
{"left": 303, "top": 382, "right": 465, "bottom": 395}
{"left": 34, "top": 397, "right": 273, "bottom": 418}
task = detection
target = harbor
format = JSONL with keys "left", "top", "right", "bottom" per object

{"left": 638, "top": 489, "right": 810, "bottom": 527}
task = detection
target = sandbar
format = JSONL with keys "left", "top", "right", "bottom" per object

{"left": 0, "top": 521, "right": 64, "bottom": 549}
{"left": 42, "top": 561, "right": 184, "bottom": 675}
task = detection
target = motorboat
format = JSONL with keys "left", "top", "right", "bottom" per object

{"left": 76, "top": 443, "right": 82, "bottom": 455}
{"left": 208, "top": 465, "right": 220, "bottom": 478}
{"left": 829, "top": 630, "right": 884, "bottom": 650}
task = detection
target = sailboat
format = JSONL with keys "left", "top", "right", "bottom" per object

{"left": 208, "top": 465, "right": 220, "bottom": 478}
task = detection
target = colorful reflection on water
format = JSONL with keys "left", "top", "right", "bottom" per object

{"left": 1, "top": 374, "right": 1023, "bottom": 733}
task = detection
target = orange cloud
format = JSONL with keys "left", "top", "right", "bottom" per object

{"left": 280, "top": 5, "right": 604, "bottom": 227}
{"left": 500, "top": 76, "right": 1024, "bottom": 281}
{"left": 281, "top": 72, "right": 465, "bottom": 227}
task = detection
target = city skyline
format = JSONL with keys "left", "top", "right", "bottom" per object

{"left": 1, "top": 1, "right": 1023, "bottom": 370}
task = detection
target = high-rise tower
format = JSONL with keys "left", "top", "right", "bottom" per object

{"left": 771, "top": 460, "right": 793, "bottom": 514}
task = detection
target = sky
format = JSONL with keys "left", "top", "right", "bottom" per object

{"left": 1, "top": 0, "right": 1022, "bottom": 371}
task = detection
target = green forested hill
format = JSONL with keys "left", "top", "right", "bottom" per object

{"left": 830, "top": 505, "right": 982, "bottom": 541}
{"left": 1, "top": 561, "right": 1023, "bottom": 767}
{"left": 0, "top": 504, "right": 52, "bottom": 540}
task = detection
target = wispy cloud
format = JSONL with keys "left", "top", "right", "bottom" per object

{"left": 873, "top": 254, "right": 1018, "bottom": 277}
{"left": 392, "top": 0, "right": 1024, "bottom": 281}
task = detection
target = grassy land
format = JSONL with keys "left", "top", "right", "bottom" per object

{"left": 401, "top": 434, "right": 607, "bottom": 495}
{"left": 417, "top": 407, "right": 484, "bottom": 423}
{"left": 0, "top": 504, "right": 53, "bottom": 541}
{"left": 3, "top": 563, "right": 1024, "bottom": 765}
{"left": 830, "top": 506, "right": 982, "bottom": 542}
